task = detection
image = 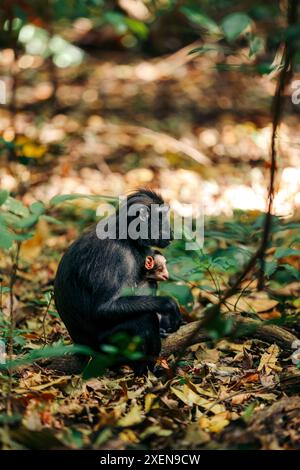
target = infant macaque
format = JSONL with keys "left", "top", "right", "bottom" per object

{"left": 142, "top": 252, "right": 176, "bottom": 337}
{"left": 144, "top": 252, "right": 169, "bottom": 283}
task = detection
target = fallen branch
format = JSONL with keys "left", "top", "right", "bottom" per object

{"left": 40, "top": 316, "right": 297, "bottom": 375}
{"left": 161, "top": 315, "right": 297, "bottom": 358}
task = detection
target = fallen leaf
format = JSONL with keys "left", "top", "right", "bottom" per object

{"left": 259, "top": 373, "right": 279, "bottom": 388}
{"left": 20, "top": 219, "right": 49, "bottom": 261}
{"left": 222, "top": 291, "right": 278, "bottom": 313}
{"left": 144, "top": 393, "right": 158, "bottom": 413}
{"left": 118, "top": 403, "right": 144, "bottom": 427}
{"left": 119, "top": 429, "right": 139, "bottom": 443}
{"left": 199, "top": 412, "right": 231, "bottom": 433}
{"left": 171, "top": 385, "right": 225, "bottom": 414}
{"left": 271, "top": 282, "right": 300, "bottom": 296}
{"left": 258, "top": 309, "right": 281, "bottom": 320}
{"left": 241, "top": 373, "right": 259, "bottom": 383}
{"left": 258, "top": 344, "right": 282, "bottom": 375}
{"left": 231, "top": 393, "right": 251, "bottom": 405}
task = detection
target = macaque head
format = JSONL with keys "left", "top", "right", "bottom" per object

{"left": 144, "top": 253, "right": 169, "bottom": 281}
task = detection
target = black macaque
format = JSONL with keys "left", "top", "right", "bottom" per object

{"left": 54, "top": 189, "right": 182, "bottom": 375}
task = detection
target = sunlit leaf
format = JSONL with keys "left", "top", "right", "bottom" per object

{"left": 0, "top": 190, "right": 9, "bottom": 206}
{"left": 221, "top": 12, "right": 251, "bottom": 41}
{"left": 3, "top": 197, "right": 29, "bottom": 217}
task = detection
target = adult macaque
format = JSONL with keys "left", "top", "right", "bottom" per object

{"left": 54, "top": 189, "right": 182, "bottom": 375}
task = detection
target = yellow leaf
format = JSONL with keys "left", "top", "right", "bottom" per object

{"left": 199, "top": 412, "right": 230, "bottom": 433}
{"left": 209, "top": 413, "right": 230, "bottom": 433}
{"left": 171, "top": 385, "right": 224, "bottom": 414}
{"left": 144, "top": 393, "right": 157, "bottom": 413}
{"left": 20, "top": 219, "right": 49, "bottom": 261}
{"left": 118, "top": 403, "right": 144, "bottom": 427}
{"left": 119, "top": 429, "right": 139, "bottom": 443}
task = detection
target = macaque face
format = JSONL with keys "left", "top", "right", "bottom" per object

{"left": 144, "top": 254, "right": 169, "bottom": 281}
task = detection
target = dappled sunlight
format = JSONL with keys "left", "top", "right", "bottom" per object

{"left": 1, "top": 38, "right": 299, "bottom": 218}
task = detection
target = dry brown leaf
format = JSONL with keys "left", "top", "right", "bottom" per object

{"left": 183, "top": 422, "right": 210, "bottom": 446}
{"left": 222, "top": 291, "right": 278, "bottom": 314}
{"left": 15, "top": 376, "right": 70, "bottom": 393}
{"left": 195, "top": 347, "right": 220, "bottom": 363}
{"left": 271, "top": 282, "right": 300, "bottom": 296}
{"left": 259, "top": 373, "right": 279, "bottom": 388}
{"left": 258, "top": 344, "right": 282, "bottom": 375}
{"left": 258, "top": 309, "right": 281, "bottom": 320}
{"left": 171, "top": 385, "right": 225, "bottom": 414}
{"left": 241, "top": 373, "right": 259, "bottom": 383}
{"left": 231, "top": 393, "right": 251, "bottom": 405}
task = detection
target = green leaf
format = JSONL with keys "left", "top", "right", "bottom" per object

{"left": 189, "top": 45, "right": 225, "bottom": 55}
{"left": 264, "top": 260, "right": 277, "bottom": 277}
{"left": 3, "top": 197, "right": 29, "bottom": 217}
{"left": 101, "top": 344, "right": 118, "bottom": 354}
{"left": 0, "top": 226, "right": 14, "bottom": 249}
{"left": 242, "top": 401, "right": 257, "bottom": 424}
{"left": 82, "top": 355, "right": 111, "bottom": 380}
{"left": 30, "top": 201, "right": 45, "bottom": 216}
{"left": 221, "top": 12, "right": 251, "bottom": 41}
{"left": 168, "top": 256, "right": 199, "bottom": 278}
{"left": 0, "top": 212, "right": 22, "bottom": 229}
{"left": 40, "top": 215, "right": 62, "bottom": 225}
{"left": 50, "top": 193, "right": 116, "bottom": 206}
{"left": 274, "top": 247, "right": 300, "bottom": 258}
{"left": 0, "top": 287, "right": 10, "bottom": 293}
{"left": 280, "top": 264, "right": 300, "bottom": 280}
{"left": 104, "top": 11, "right": 127, "bottom": 34}
{"left": 248, "top": 35, "right": 263, "bottom": 57}
{"left": 159, "top": 283, "right": 193, "bottom": 309}
{"left": 0, "top": 190, "right": 9, "bottom": 206}
{"left": 181, "top": 6, "right": 220, "bottom": 34}
{"left": 14, "top": 232, "right": 34, "bottom": 241}
{"left": 256, "top": 62, "right": 275, "bottom": 75}
{"left": 16, "top": 215, "right": 39, "bottom": 229}
{"left": 3, "top": 196, "right": 29, "bottom": 217}
{"left": 125, "top": 18, "right": 148, "bottom": 39}
{"left": 0, "top": 344, "right": 94, "bottom": 371}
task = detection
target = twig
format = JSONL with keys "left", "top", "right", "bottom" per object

{"left": 6, "top": 241, "right": 21, "bottom": 415}
{"left": 258, "top": 0, "right": 298, "bottom": 289}
{"left": 42, "top": 291, "right": 54, "bottom": 346}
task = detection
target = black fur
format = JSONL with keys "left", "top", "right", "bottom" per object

{"left": 54, "top": 190, "right": 182, "bottom": 374}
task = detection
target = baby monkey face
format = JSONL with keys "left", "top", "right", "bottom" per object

{"left": 144, "top": 254, "right": 169, "bottom": 281}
